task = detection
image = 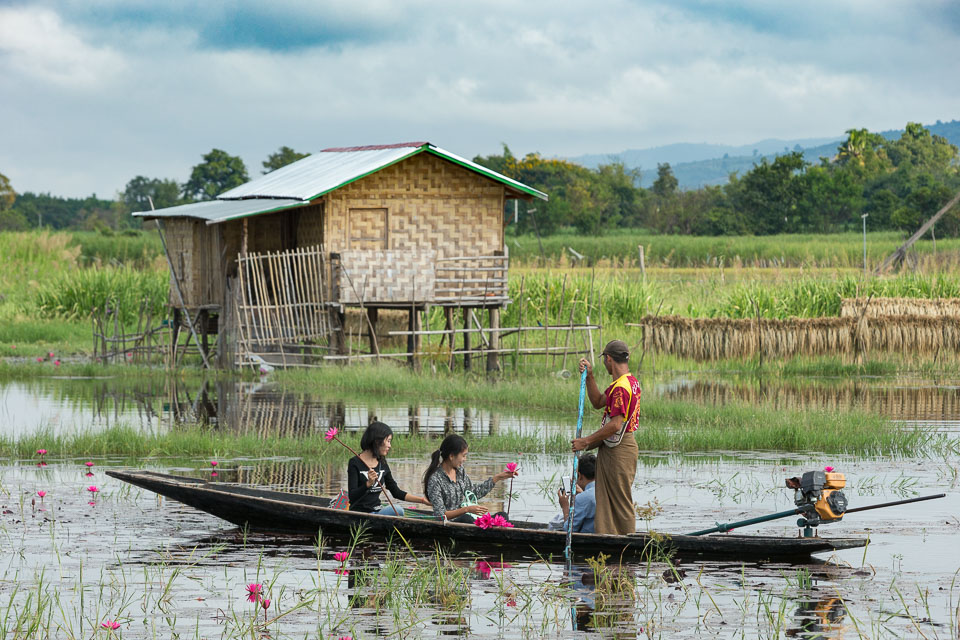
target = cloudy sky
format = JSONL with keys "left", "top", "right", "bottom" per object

{"left": 1, "top": 1, "right": 958, "bottom": 198}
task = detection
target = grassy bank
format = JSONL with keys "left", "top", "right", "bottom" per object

{"left": 275, "top": 364, "right": 934, "bottom": 456}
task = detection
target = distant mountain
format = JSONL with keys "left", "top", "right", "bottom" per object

{"left": 569, "top": 119, "right": 960, "bottom": 189}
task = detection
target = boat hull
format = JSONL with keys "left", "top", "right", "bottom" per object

{"left": 107, "top": 470, "right": 867, "bottom": 561}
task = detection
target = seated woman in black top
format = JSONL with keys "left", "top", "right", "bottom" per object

{"left": 347, "top": 421, "right": 429, "bottom": 516}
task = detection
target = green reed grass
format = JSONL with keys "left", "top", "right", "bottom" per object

{"left": 509, "top": 230, "right": 960, "bottom": 268}
{"left": 33, "top": 266, "right": 168, "bottom": 323}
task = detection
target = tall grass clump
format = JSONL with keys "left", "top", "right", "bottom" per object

{"left": 33, "top": 266, "right": 169, "bottom": 323}
{"left": 699, "top": 272, "right": 960, "bottom": 319}
{"left": 499, "top": 272, "right": 664, "bottom": 327}
{"left": 69, "top": 230, "right": 163, "bottom": 268}
{"left": 0, "top": 231, "right": 80, "bottom": 297}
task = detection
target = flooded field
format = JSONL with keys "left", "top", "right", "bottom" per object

{"left": 1, "top": 373, "right": 959, "bottom": 638}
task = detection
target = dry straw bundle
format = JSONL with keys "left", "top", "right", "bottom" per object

{"left": 638, "top": 315, "right": 960, "bottom": 361}
{"left": 841, "top": 297, "right": 960, "bottom": 318}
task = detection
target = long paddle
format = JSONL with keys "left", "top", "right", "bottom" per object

{"left": 565, "top": 368, "right": 588, "bottom": 564}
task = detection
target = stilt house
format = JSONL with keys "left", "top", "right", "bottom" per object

{"left": 134, "top": 142, "right": 548, "bottom": 369}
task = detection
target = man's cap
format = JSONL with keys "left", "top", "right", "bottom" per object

{"left": 602, "top": 339, "right": 629, "bottom": 361}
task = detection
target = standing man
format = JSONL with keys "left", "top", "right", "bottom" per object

{"left": 573, "top": 340, "right": 641, "bottom": 535}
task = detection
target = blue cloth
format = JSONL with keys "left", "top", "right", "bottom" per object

{"left": 570, "top": 481, "right": 597, "bottom": 533}
{"left": 548, "top": 481, "right": 596, "bottom": 533}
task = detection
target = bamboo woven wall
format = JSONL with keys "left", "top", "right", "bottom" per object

{"left": 841, "top": 297, "right": 960, "bottom": 318}
{"left": 324, "top": 152, "right": 504, "bottom": 258}
{"left": 338, "top": 249, "right": 437, "bottom": 303}
{"left": 662, "top": 380, "right": 960, "bottom": 421}
{"left": 639, "top": 315, "right": 960, "bottom": 360}
{"left": 162, "top": 219, "right": 203, "bottom": 307}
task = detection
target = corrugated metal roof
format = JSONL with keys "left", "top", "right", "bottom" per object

{"left": 136, "top": 142, "right": 547, "bottom": 226}
{"left": 219, "top": 142, "right": 549, "bottom": 202}
{"left": 218, "top": 145, "right": 422, "bottom": 201}
{"left": 132, "top": 198, "right": 310, "bottom": 225}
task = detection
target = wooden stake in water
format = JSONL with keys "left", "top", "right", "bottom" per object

{"left": 565, "top": 368, "right": 588, "bottom": 566}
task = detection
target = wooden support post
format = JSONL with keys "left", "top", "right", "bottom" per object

{"left": 170, "top": 308, "right": 182, "bottom": 367}
{"left": 638, "top": 245, "right": 646, "bottom": 285}
{"left": 486, "top": 307, "right": 501, "bottom": 373}
{"left": 445, "top": 307, "right": 455, "bottom": 370}
{"left": 462, "top": 308, "right": 472, "bottom": 371}
{"left": 367, "top": 307, "right": 379, "bottom": 356}
{"left": 199, "top": 310, "right": 209, "bottom": 360}
{"left": 407, "top": 307, "right": 415, "bottom": 367}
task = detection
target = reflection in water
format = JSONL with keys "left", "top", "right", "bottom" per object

{"left": 786, "top": 596, "right": 846, "bottom": 639}
{"left": 660, "top": 378, "right": 960, "bottom": 427}
{"left": 0, "top": 376, "right": 569, "bottom": 439}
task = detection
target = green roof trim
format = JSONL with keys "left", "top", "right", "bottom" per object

{"left": 424, "top": 147, "right": 549, "bottom": 201}
{"left": 304, "top": 144, "right": 548, "bottom": 202}
{"left": 305, "top": 146, "right": 427, "bottom": 201}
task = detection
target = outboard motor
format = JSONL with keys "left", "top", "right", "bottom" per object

{"left": 787, "top": 470, "right": 848, "bottom": 537}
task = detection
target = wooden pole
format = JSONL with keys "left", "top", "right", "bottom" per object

{"left": 486, "top": 307, "right": 500, "bottom": 373}
{"left": 462, "top": 307, "right": 472, "bottom": 372}
{"left": 638, "top": 245, "right": 646, "bottom": 286}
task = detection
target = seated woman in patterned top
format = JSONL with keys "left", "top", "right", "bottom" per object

{"left": 422, "top": 434, "right": 518, "bottom": 523}
{"left": 347, "top": 421, "right": 430, "bottom": 516}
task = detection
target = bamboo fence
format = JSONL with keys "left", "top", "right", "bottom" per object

{"left": 91, "top": 298, "right": 169, "bottom": 365}
{"left": 632, "top": 315, "right": 960, "bottom": 361}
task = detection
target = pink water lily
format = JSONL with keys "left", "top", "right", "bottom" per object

{"left": 87, "top": 486, "right": 99, "bottom": 493}
{"left": 245, "top": 583, "right": 263, "bottom": 603}
{"left": 100, "top": 620, "right": 120, "bottom": 630}
{"left": 210, "top": 460, "right": 218, "bottom": 467}
{"left": 86, "top": 472, "right": 94, "bottom": 477}
{"left": 37, "top": 490, "right": 46, "bottom": 498}
{"left": 54, "top": 360, "right": 60, "bottom": 367}
{"left": 491, "top": 514, "right": 514, "bottom": 528}
{"left": 210, "top": 471, "right": 218, "bottom": 477}
{"left": 36, "top": 449, "right": 48, "bottom": 456}
{"left": 324, "top": 427, "right": 339, "bottom": 442}
{"left": 36, "top": 357, "right": 43, "bottom": 363}
{"left": 85, "top": 461, "right": 94, "bottom": 468}
{"left": 475, "top": 513, "right": 493, "bottom": 530}
{"left": 333, "top": 551, "right": 350, "bottom": 563}
{"left": 824, "top": 466, "right": 835, "bottom": 472}
{"left": 47, "top": 352, "right": 54, "bottom": 358}
{"left": 505, "top": 462, "right": 518, "bottom": 473}
{"left": 260, "top": 597, "right": 271, "bottom": 610}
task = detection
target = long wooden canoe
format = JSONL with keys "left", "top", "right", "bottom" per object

{"left": 107, "top": 470, "right": 868, "bottom": 561}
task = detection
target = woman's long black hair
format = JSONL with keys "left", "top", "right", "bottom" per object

{"left": 360, "top": 421, "right": 393, "bottom": 460}
{"left": 422, "top": 434, "right": 468, "bottom": 494}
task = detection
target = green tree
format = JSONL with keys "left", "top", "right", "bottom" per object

{"left": 0, "top": 172, "right": 15, "bottom": 211}
{"left": 122, "top": 176, "right": 183, "bottom": 212}
{"left": 651, "top": 163, "right": 678, "bottom": 198}
{"left": 262, "top": 146, "right": 310, "bottom": 174}
{"left": 182, "top": 149, "right": 249, "bottom": 201}
{"left": 886, "top": 122, "right": 958, "bottom": 173}
{"left": 727, "top": 152, "right": 808, "bottom": 234}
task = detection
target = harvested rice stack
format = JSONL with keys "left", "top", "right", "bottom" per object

{"left": 640, "top": 315, "right": 960, "bottom": 360}
{"left": 841, "top": 297, "right": 960, "bottom": 318}
{"left": 661, "top": 380, "right": 960, "bottom": 420}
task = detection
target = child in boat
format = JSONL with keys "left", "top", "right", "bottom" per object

{"left": 347, "top": 421, "right": 429, "bottom": 516}
{"left": 422, "top": 434, "right": 518, "bottom": 523}
{"left": 548, "top": 453, "right": 597, "bottom": 533}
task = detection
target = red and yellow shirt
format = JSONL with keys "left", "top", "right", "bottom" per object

{"left": 602, "top": 374, "right": 641, "bottom": 439}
